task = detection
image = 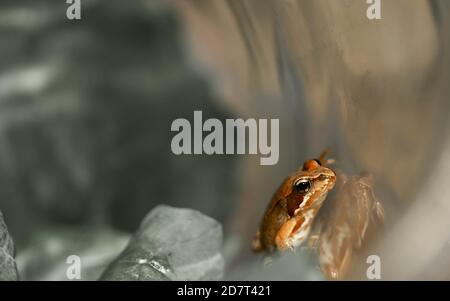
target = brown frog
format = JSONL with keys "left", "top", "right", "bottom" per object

{"left": 252, "top": 152, "right": 336, "bottom": 252}
{"left": 252, "top": 151, "right": 385, "bottom": 280}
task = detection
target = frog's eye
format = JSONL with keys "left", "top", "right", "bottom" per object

{"left": 294, "top": 179, "right": 311, "bottom": 194}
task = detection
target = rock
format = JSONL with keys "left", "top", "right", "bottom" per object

{"left": 0, "top": 211, "right": 18, "bottom": 280}
{"left": 100, "top": 205, "right": 224, "bottom": 281}
{"left": 16, "top": 228, "right": 129, "bottom": 281}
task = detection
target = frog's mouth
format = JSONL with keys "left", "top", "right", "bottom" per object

{"left": 316, "top": 172, "right": 337, "bottom": 190}
{"left": 292, "top": 190, "right": 329, "bottom": 216}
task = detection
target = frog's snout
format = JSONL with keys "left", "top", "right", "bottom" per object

{"left": 322, "top": 168, "right": 337, "bottom": 190}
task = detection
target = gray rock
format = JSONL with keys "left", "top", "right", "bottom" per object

{"left": 0, "top": 211, "right": 18, "bottom": 280}
{"left": 100, "top": 205, "right": 224, "bottom": 281}
{"left": 16, "top": 228, "right": 129, "bottom": 281}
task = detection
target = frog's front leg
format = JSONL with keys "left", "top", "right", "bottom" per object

{"left": 275, "top": 213, "right": 313, "bottom": 251}
{"left": 275, "top": 218, "right": 298, "bottom": 251}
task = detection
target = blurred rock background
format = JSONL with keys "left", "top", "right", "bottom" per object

{"left": 1, "top": 0, "right": 450, "bottom": 280}
{"left": 0, "top": 0, "right": 237, "bottom": 280}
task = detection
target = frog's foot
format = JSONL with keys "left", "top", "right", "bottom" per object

{"left": 325, "top": 158, "right": 336, "bottom": 165}
{"left": 318, "top": 149, "right": 336, "bottom": 166}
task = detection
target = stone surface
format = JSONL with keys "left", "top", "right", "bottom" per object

{"left": 100, "top": 205, "right": 224, "bottom": 281}
{"left": 0, "top": 211, "right": 18, "bottom": 280}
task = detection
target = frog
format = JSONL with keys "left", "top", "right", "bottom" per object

{"left": 252, "top": 150, "right": 385, "bottom": 280}
{"left": 252, "top": 151, "right": 336, "bottom": 252}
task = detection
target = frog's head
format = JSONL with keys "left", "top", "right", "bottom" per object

{"left": 284, "top": 158, "right": 336, "bottom": 217}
